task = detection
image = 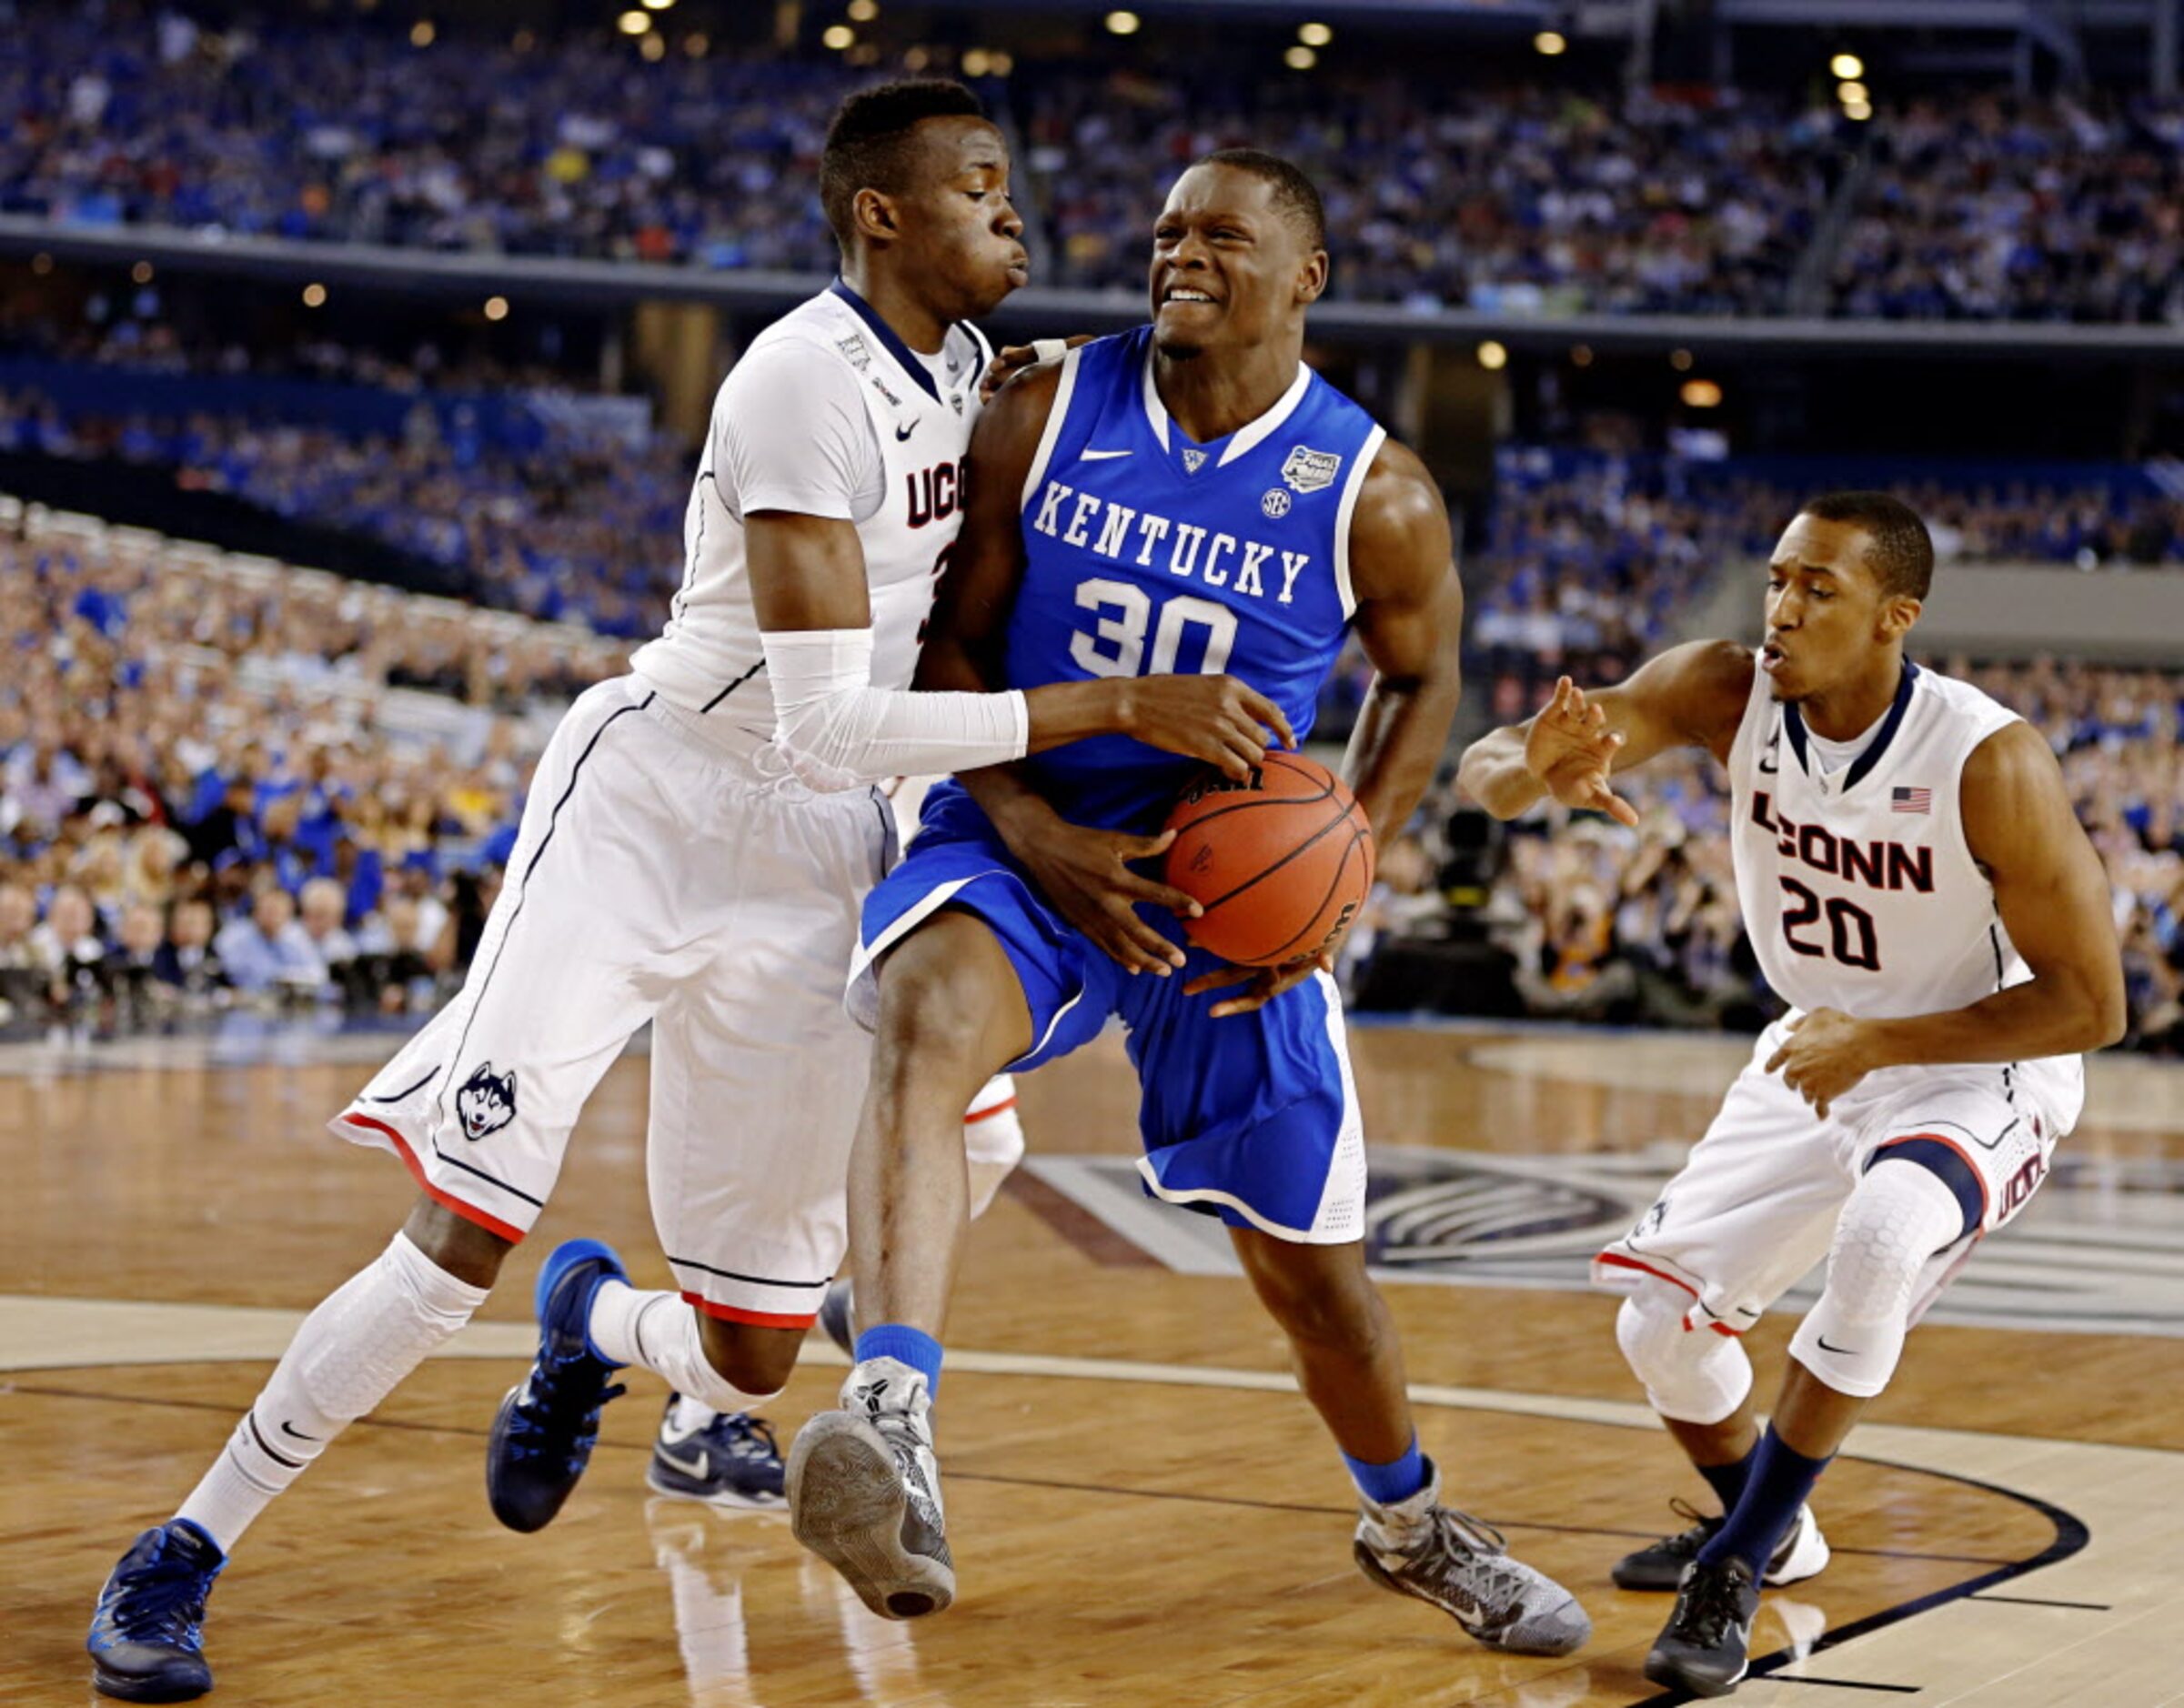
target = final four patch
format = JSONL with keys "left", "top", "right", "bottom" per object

{"left": 1281, "top": 445, "right": 1343, "bottom": 494}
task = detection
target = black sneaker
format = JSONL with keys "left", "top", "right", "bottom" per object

{"left": 486, "top": 1237, "right": 629, "bottom": 1532}
{"left": 1645, "top": 1556, "right": 1762, "bottom": 1697}
{"left": 787, "top": 1357, "right": 953, "bottom": 1620}
{"left": 1615, "top": 1499, "right": 1829, "bottom": 1592}
{"left": 86, "top": 1519, "right": 225, "bottom": 1703}
{"left": 646, "top": 1396, "right": 786, "bottom": 1509}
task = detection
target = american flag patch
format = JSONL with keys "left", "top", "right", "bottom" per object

{"left": 1892, "top": 787, "right": 1932, "bottom": 814}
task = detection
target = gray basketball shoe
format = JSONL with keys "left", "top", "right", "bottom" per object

{"left": 1354, "top": 1460, "right": 1592, "bottom": 1656}
{"left": 787, "top": 1358, "right": 954, "bottom": 1620}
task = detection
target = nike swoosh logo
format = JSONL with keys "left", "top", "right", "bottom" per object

{"left": 1816, "top": 1334, "right": 1857, "bottom": 1355}
{"left": 1079, "top": 447, "right": 1132, "bottom": 460}
{"left": 656, "top": 1445, "right": 710, "bottom": 1481}
{"left": 279, "top": 1420, "right": 322, "bottom": 1442}
{"left": 895, "top": 422, "right": 917, "bottom": 442}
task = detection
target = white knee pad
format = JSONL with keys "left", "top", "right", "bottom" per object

{"left": 963, "top": 1073, "right": 1024, "bottom": 1218}
{"left": 1791, "top": 1159, "right": 1965, "bottom": 1399}
{"left": 1615, "top": 1280, "right": 1754, "bottom": 1425}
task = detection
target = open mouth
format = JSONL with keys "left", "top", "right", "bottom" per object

{"left": 1760, "top": 641, "right": 1788, "bottom": 674}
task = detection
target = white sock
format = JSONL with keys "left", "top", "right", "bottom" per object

{"left": 588, "top": 1281, "right": 779, "bottom": 1416}
{"left": 177, "top": 1232, "right": 486, "bottom": 1554}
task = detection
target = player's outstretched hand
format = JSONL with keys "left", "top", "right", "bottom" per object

{"left": 1183, "top": 948, "right": 1335, "bottom": 1019}
{"left": 1123, "top": 675, "right": 1296, "bottom": 782}
{"left": 1524, "top": 676, "right": 1639, "bottom": 826}
{"left": 979, "top": 334, "right": 1095, "bottom": 401}
{"left": 1766, "top": 1007, "right": 1882, "bottom": 1118}
{"left": 1008, "top": 822, "right": 1203, "bottom": 977}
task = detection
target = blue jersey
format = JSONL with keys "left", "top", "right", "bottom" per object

{"left": 1004, "top": 326, "right": 1387, "bottom": 830}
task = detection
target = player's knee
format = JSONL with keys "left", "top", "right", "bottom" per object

{"left": 692, "top": 1312, "right": 798, "bottom": 1401}
{"left": 874, "top": 943, "right": 1000, "bottom": 1078}
{"left": 1242, "top": 1241, "right": 1382, "bottom": 1351}
{"left": 1615, "top": 1283, "right": 1752, "bottom": 1424}
{"left": 1788, "top": 1160, "right": 1965, "bottom": 1398}
{"left": 399, "top": 1194, "right": 513, "bottom": 1291}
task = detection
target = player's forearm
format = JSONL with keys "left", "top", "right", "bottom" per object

{"left": 1345, "top": 668, "right": 1462, "bottom": 846}
{"left": 1455, "top": 725, "right": 1547, "bottom": 820}
{"left": 1864, "top": 971, "right": 2127, "bottom": 1070}
{"left": 915, "top": 627, "right": 1140, "bottom": 758}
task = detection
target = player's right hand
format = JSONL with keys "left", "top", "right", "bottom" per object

{"left": 1524, "top": 676, "right": 1639, "bottom": 826}
{"left": 1122, "top": 674, "right": 1296, "bottom": 781}
{"left": 1003, "top": 822, "right": 1202, "bottom": 976}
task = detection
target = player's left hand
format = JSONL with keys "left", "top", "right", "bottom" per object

{"left": 1766, "top": 1008, "right": 1883, "bottom": 1119}
{"left": 1183, "top": 941, "right": 1341, "bottom": 1020}
{"left": 979, "top": 335, "right": 1094, "bottom": 401}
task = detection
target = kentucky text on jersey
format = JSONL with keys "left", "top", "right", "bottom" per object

{"left": 1748, "top": 790, "right": 1936, "bottom": 894}
{"left": 1028, "top": 478, "right": 1313, "bottom": 604}
{"left": 1002, "top": 327, "right": 1387, "bottom": 831}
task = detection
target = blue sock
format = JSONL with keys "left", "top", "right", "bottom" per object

{"left": 1697, "top": 1445, "right": 1756, "bottom": 1513}
{"left": 854, "top": 1323, "right": 943, "bottom": 1398}
{"left": 1344, "top": 1435, "right": 1427, "bottom": 1507}
{"left": 1697, "top": 1425, "right": 1830, "bottom": 1575}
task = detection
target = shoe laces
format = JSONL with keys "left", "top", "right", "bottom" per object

{"left": 1669, "top": 1562, "right": 1753, "bottom": 1649}
{"left": 505, "top": 1357, "right": 626, "bottom": 1467}
{"left": 105, "top": 1543, "right": 217, "bottom": 1646}
{"left": 1406, "top": 1506, "right": 1535, "bottom": 1612}
{"left": 1658, "top": 1496, "right": 1725, "bottom": 1555}
{"left": 703, "top": 1412, "right": 781, "bottom": 1468}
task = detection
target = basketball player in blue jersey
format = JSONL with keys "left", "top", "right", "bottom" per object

{"left": 785, "top": 150, "right": 1591, "bottom": 1657}
{"left": 1462, "top": 494, "right": 2124, "bottom": 1694}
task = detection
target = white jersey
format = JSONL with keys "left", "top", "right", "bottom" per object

{"left": 1729, "top": 658, "right": 2041, "bottom": 1021}
{"left": 631, "top": 283, "right": 991, "bottom": 725}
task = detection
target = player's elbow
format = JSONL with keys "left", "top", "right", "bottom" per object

{"left": 2086, "top": 968, "right": 2129, "bottom": 1050}
{"left": 1454, "top": 738, "right": 1523, "bottom": 819}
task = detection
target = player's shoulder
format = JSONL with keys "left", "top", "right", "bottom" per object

{"left": 1911, "top": 661, "right": 2018, "bottom": 726}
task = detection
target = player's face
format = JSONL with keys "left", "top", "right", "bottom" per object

{"left": 1759, "top": 515, "right": 1918, "bottom": 701}
{"left": 892, "top": 117, "right": 1029, "bottom": 320}
{"left": 1149, "top": 166, "right": 1327, "bottom": 358}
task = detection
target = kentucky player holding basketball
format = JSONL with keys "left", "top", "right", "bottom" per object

{"left": 85, "top": 83, "right": 1285, "bottom": 1703}
{"left": 785, "top": 150, "right": 1589, "bottom": 1656}
{"left": 1460, "top": 493, "right": 2124, "bottom": 1695}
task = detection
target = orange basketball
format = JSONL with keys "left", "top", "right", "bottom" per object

{"left": 1162, "top": 752, "right": 1376, "bottom": 969}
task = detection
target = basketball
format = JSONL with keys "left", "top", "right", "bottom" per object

{"left": 1162, "top": 752, "right": 1376, "bottom": 969}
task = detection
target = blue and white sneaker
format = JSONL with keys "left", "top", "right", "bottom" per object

{"left": 487, "top": 1237, "right": 629, "bottom": 1532}
{"left": 646, "top": 1395, "right": 787, "bottom": 1510}
{"left": 816, "top": 1278, "right": 856, "bottom": 1357}
{"left": 87, "top": 1518, "right": 225, "bottom": 1702}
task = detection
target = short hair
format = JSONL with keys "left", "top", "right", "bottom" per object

{"left": 820, "top": 79, "right": 988, "bottom": 251}
{"left": 1800, "top": 490, "right": 1935, "bottom": 601}
{"left": 1194, "top": 148, "right": 1327, "bottom": 251}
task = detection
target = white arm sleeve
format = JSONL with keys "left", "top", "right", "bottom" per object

{"left": 713, "top": 339, "right": 883, "bottom": 523}
{"left": 761, "top": 628, "right": 1031, "bottom": 792}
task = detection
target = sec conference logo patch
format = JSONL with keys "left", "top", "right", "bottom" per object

{"left": 1262, "top": 488, "right": 1293, "bottom": 518}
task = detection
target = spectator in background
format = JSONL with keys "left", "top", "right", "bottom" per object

{"left": 153, "top": 898, "right": 228, "bottom": 1000}
{"left": 32, "top": 883, "right": 107, "bottom": 1017}
{"left": 214, "top": 887, "right": 325, "bottom": 996}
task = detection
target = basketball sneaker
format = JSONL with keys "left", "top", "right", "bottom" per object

{"left": 1352, "top": 1460, "right": 1592, "bottom": 1657}
{"left": 646, "top": 1394, "right": 787, "bottom": 1509}
{"left": 487, "top": 1237, "right": 629, "bottom": 1532}
{"left": 1613, "top": 1499, "right": 1828, "bottom": 1592}
{"left": 787, "top": 1357, "right": 954, "bottom": 1620}
{"left": 1645, "top": 1556, "right": 1761, "bottom": 1697}
{"left": 817, "top": 1277, "right": 856, "bottom": 1356}
{"left": 86, "top": 1518, "right": 225, "bottom": 1703}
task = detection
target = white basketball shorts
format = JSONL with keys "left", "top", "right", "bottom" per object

{"left": 333, "top": 675, "right": 894, "bottom": 1327}
{"left": 1595, "top": 1015, "right": 2083, "bottom": 1335}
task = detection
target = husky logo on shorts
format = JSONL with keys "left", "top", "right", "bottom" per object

{"left": 1635, "top": 1196, "right": 1671, "bottom": 1238}
{"left": 455, "top": 1062, "right": 518, "bottom": 1140}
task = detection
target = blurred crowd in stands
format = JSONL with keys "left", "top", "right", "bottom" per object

{"left": 1, "top": 5, "right": 2179, "bottom": 323}
{"left": 1345, "top": 660, "right": 2184, "bottom": 1055}
{"left": 0, "top": 524, "right": 619, "bottom": 1037}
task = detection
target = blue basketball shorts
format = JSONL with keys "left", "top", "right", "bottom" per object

{"left": 848, "top": 784, "right": 1366, "bottom": 1243}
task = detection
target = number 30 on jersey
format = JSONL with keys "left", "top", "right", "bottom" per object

{"left": 1071, "top": 578, "right": 1237, "bottom": 678}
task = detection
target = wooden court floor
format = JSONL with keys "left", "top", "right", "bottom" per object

{"left": 5, "top": 1025, "right": 2184, "bottom": 1706}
